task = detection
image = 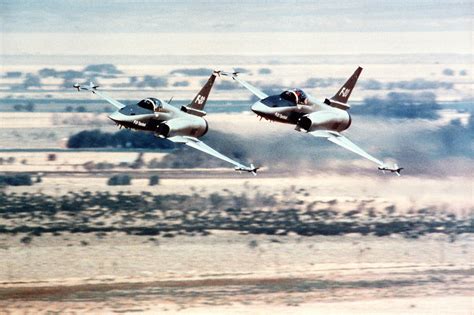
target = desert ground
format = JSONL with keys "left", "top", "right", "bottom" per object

{"left": 0, "top": 163, "right": 472, "bottom": 314}
{"left": 0, "top": 233, "right": 472, "bottom": 314}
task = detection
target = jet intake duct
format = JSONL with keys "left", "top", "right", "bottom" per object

{"left": 298, "top": 116, "right": 313, "bottom": 131}
{"left": 297, "top": 111, "right": 351, "bottom": 132}
{"left": 156, "top": 117, "right": 208, "bottom": 138}
{"left": 156, "top": 123, "right": 171, "bottom": 137}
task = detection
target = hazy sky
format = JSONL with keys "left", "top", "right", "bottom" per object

{"left": 2, "top": 0, "right": 472, "bottom": 33}
{"left": 1, "top": 1, "right": 472, "bottom": 56}
{"left": 2, "top": 32, "right": 472, "bottom": 56}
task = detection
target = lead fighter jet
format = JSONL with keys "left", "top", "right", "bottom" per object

{"left": 73, "top": 71, "right": 257, "bottom": 175}
{"left": 222, "top": 67, "right": 402, "bottom": 175}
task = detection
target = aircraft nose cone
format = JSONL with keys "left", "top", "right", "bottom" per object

{"left": 108, "top": 111, "right": 122, "bottom": 122}
{"left": 251, "top": 101, "right": 268, "bottom": 114}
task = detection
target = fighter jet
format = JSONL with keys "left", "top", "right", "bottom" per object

{"left": 221, "top": 68, "right": 401, "bottom": 175}
{"left": 73, "top": 71, "right": 256, "bottom": 174}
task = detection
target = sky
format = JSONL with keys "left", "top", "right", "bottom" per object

{"left": 1, "top": 0, "right": 472, "bottom": 33}
{"left": 0, "top": 0, "right": 472, "bottom": 56}
{"left": 1, "top": 32, "right": 472, "bottom": 56}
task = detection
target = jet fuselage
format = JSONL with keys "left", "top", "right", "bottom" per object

{"left": 251, "top": 91, "right": 351, "bottom": 132}
{"left": 108, "top": 98, "right": 208, "bottom": 138}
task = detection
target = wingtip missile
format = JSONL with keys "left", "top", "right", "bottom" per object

{"left": 230, "top": 68, "right": 241, "bottom": 76}
{"left": 89, "top": 81, "right": 99, "bottom": 90}
{"left": 234, "top": 163, "right": 260, "bottom": 176}
{"left": 378, "top": 163, "right": 404, "bottom": 176}
{"left": 219, "top": 70, "right": 240, "bottom": 79}
{"left": 72, "top": 82, "right": 99, "bottom": 92}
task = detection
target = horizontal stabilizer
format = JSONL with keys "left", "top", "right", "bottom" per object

{"left": 180, "top": 106, "right": 206, "bottom": 117}
{"left": 324, "top": 98, "right": 351, "bottom": 110}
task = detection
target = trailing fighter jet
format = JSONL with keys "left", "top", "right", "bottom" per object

{"left": 73, "top": 71, "right": 256, "bottom": 174}
{"left": 221, "top": 68, "right": 401, "bottom": 175}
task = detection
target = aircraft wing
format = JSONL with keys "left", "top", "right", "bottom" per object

{"left": 221, "top": 72, "right": 268, "bottom": 100}
{"left": 168, "top": 136, "right": 256, "bottom": 174}
{"left": 74, "top": 82, "right": 126, "bottom": 110}
{"left": 309, "top": 130, "right": 384, "bottom": 166}
{"left": 91, "top": 89, "right": 126, "bottom": 110}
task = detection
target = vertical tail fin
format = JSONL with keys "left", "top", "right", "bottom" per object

{"left": 331, "top": 66, "right": 363, "bottom": 104}
{"left": 188, "top": 71, "right": 218, "bottom": 110}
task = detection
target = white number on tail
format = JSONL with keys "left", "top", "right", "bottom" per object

{"left": 195, "top": 95, "right": 206, "bottom": 105}
{"left": 339, "top": 88, "right": 351, "bottom": 98}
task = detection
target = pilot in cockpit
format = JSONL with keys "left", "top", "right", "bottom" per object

{"left": 281, "top": 89, "right": 309, "bottom": 105}
{"left": 293, "top": 89, "right": 308, "bottom": 105}
{"left": 151, "top": 98, "right": 163, "bottom": 112}
{"left": 137, "top": 98, "right": 163, "bottom": 112}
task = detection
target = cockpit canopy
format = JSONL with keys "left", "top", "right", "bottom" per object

{"left": 260, "top": 89, "right": 309, "bottom": 108}
{"left": 137, "top": 98, "right": 162, "bottom": 111}
{"left": 261, "top": 89, "right": 309, "bottom": 108}
{"left": 280, "top": 89, "right": 308, "bottom": 105}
